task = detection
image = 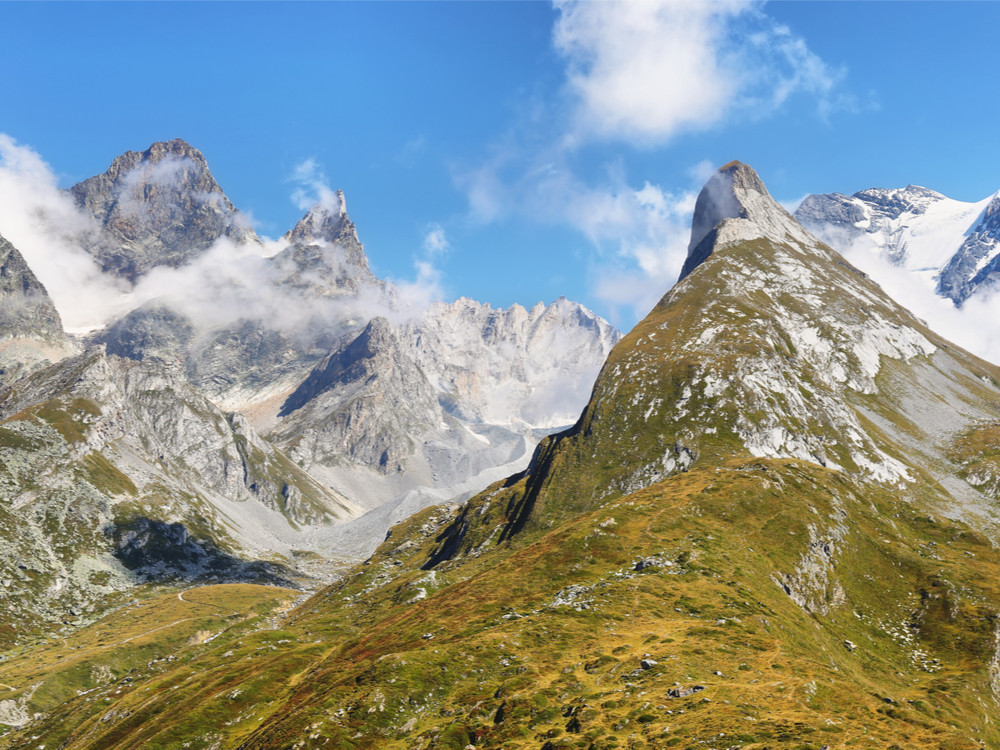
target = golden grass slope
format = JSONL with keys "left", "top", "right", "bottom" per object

{"left": 5, "top": 459, "right": 1000, "bottom": 749}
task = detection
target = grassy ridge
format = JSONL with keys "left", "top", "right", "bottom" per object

{"left": 6, "top": 459, "right": 999, "bottom": 749}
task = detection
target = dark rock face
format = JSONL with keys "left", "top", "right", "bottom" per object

{"left": 938, "top": 195, "right": 1000, "bottom": 303}
{"left": 70, "top": 139, "right": 258, "bottom": 282}
{"left": 0, "top": 234, "right": 64, "bottom": 340}
{"left": 103, "top": 303, "right": 194, "bottom": 365}
{"left": 110, "top": 516, "right": 294, "bottom": 586}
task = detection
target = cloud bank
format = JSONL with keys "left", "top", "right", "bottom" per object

{"left": 830, "top": 230, "right": 1000, "bottom": 367}
{"left": 0, "top": 137, "right": 441, "bottom": 342}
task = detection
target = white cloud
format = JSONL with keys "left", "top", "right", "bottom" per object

{"left": 0, "top": 135, "right": 132, "bottom": 332}
{"left": 392, "top": 259, "right": 446, "bottom": 313}
{"left": 422, "top": 224, "right": 450, "bottom": 256}
{"left": 450, "top": 0, "right": 853, "bottom": 328}
{"left": 553, "top": 0, "right": 850, "bottom": 145}
{"left": 290, "top": 157, "right": 341, "bottom": 213}
{"left": 0, "top": 137, "right": 443, "bottom": 343}
{"left": 554, "top": 0, "right": 748, "bottom": 144}
{"left": 834, "top": 232, "right": 1000, "bottom": 367}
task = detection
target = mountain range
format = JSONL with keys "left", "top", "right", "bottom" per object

{"left": 0, "top": 139, "right": 619, "bottom": 640}
{"left": 797, "top": 183, "right": 1000, "bottom": 305}
{"left": 3, "top": 160, "right": 1000, "bottom": 747}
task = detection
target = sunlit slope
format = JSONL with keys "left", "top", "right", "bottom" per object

{"left": 7, "top": 162, "right": 1000, "bottom": 748}
{"left": 0, "top": 584, "right": 297, "bottom": 735}
{"left": 7, "top": 461, "right": 1000, "bottom": 748}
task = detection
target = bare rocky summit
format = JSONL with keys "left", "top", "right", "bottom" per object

{"left": 70, "top": 138, "right": 259, "bottom": 281}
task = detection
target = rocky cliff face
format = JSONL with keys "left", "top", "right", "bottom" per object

{"left": 0, "top": 235, "right": 64, "bottom": 340}
{"left": 0, "top": 348, "right": 360, "bottom": 639}
{"left": 70, "top": 139, "right": 259, "bottom": 281}
{"left": 405, "top": 296, "right": 619, "bottom": 428}
{"left": 938, "top": 193, "right": 1000, "bottom": 302}
{"left": 796, "top": 184, "right": 1000, "bottom": 304}
{"left": 0, "top": 234, "right": 77, "bottom": 384}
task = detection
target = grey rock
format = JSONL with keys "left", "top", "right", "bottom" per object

{"left": 0, "top": 234, "right": 65, "bottom": 340}
{"left": 70, "top": 138, "right": 259, "bottom": 282}
{"left": 275, "top": 193, "right": 380, "bottom": 295}
{"left": 938, "top": 194, "right": 1000, "bottom": 303}
{"left": 273, "top": 316, "right": 440, "bottom": 479}
{"left": 0, "top": 234, "right": 77, "bottom": 386}
{"left": 680, "top": 160, "right": 774, "bottom": 281}
{"left": 667, "top": 685, "right": 705, "bottom": 698}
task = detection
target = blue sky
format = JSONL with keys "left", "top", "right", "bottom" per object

{"left": 2, "top": 1, "right": 1000, "bottom": 328}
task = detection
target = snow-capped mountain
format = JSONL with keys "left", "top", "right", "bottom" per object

{"left": 796, "top": 184, "right": 1000, "bottom": 304}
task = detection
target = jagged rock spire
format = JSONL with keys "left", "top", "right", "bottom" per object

{"left": 273, "top": 190, "right": 378, "bottom": 295}
{"left": 283, "top": 190, "right": 350, "bottom": 246}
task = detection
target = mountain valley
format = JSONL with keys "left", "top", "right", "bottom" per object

{"left": 0, "top": 139, "right": 619, "bottom": 650}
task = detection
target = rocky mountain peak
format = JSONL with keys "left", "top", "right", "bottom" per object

{"left": 272, "top": 192, "right": 377, "bottom": 295}
{"left": 680, "top": 161, "right": 810, "bottom": 281}
{"left": 423, "top": 164, "right": 1000, "bottom": 558}
{"left": 283, "top": 192, "right": 353, "bottom": 247}
{"left": 70, "top": 138, "right": 259, "bottom": 281}
{"left": 0, "top": 234, "right": 65, "bottom": 341}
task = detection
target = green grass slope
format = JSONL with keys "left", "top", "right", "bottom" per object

{"left": 5, "top": 459, "right": 1000, "bottom": 749}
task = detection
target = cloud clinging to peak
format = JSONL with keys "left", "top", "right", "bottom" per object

{"left": 291, "top": 158, "right": 342, "bottom": 213}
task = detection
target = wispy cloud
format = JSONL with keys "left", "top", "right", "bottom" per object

{"left": 0, "top": 135, "right": 132, "bottom": 332}
{"left": 0, "top": 137, "right": 448, "bottom": 340}
{"left": 422, "top": 224, "right": 450, "bottom": 257}
{"left": 290, "top": 158, "right": 341, "bottom": 213}
{"left": 449, "top": 0, "right": 853, "bottom": 326}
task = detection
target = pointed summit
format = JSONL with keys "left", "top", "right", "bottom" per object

{"left": 679, "top": 161, "right": 812, "bottom": 281}
{"left": 283, "top": 190, "right": 352, "bottom": 247}
{"left": 272, "top": 190, "right": 378, "bottom": 295}
{"left": 71, "top": 139, "right": 259, "bottom": 281}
